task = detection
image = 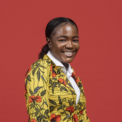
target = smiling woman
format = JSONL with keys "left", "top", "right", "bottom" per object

{"left": 25, "top": 17, "right": 90, "bottom": 122}
{"left": 46, "top": 22, "right": 79, "bottom": 69}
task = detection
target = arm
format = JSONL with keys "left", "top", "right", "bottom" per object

{"left": 25, "top": 62, "right": 50, "bottom": 122}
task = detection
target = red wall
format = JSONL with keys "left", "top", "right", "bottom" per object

{"left": 0, "top": 0, "right": 122, "bottom": 121}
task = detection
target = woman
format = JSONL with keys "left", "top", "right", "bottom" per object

{"left": 25, "top": 17, "right": 90, "bottom": 122}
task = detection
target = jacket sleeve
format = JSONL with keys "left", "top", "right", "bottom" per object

{"left": 25, "top": 63, "right": 50, "bottom": 122}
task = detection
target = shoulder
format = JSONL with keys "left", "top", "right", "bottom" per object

{"left": 25, "top": 54, "right": 52, "bottom": 78}
{"left": 32, "top": 54, "right": 51, "bottom": 67}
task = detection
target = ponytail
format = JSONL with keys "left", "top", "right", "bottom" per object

{"left": 38, "top": 44, "right": 49, "bottom": 59}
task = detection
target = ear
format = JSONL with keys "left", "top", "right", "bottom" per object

{"left": 46, "top": 37, "right": 52, "bottom": 48}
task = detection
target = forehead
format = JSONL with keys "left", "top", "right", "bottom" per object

{"left": 52, "top": 22, "right": 78, "bottom": 37}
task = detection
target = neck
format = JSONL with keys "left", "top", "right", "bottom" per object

{"left": 62, "top": 63, "right": 69, "bottom": 70}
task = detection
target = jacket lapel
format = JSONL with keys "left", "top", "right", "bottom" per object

{"left": 52, "top": 63, "right": 74, "bottom": 90}
{"left": 71, "top": 70, "right": 87, "bottom": 107}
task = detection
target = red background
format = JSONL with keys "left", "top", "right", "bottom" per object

{"left": 0, "top": 0, "right": 122, "bottom": 121}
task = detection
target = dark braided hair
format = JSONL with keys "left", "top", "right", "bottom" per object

{"left": 38, "top": 17, "right": 78, "bottom": 59}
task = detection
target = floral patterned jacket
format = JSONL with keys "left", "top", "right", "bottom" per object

{"left": 25, "top": 54, "right": 90, "bottom": 122}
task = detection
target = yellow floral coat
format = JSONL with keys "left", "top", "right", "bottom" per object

{"left": 25, "top": 54, "right": 90, "bottom": 122}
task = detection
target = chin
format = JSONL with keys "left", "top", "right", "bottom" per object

{"left": 62, "top": 59, "right": 74, "bottom": 64}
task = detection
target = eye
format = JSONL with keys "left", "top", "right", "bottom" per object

{"left": 73, "top": 40, "right": 79, "bottom": 42}
{"left": 59, "top": 39, "right": 66, "bottom": 42}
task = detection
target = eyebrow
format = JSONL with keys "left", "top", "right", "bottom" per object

{"left": 57, "top": 36, "right": 79, "bottom": 39}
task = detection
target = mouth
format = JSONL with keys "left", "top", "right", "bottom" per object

{"left": 62, "top": 51, "right": 75, "bottom": 57}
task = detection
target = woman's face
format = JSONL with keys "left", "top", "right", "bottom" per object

{"left": 47, "top": 22, "right": 79, "bottom": 66}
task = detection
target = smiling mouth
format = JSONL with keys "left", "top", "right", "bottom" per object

{"left": 62, "top": 51, "right": 75, "bottom": 57}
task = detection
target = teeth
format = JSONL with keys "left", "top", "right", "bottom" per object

{"left": 64, "top": 52, "right": 72, "bottom": 54}
{"left": 64, "top": 52, "right": 73, "bottom": 56}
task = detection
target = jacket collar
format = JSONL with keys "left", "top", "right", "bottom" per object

{"left": 47, "top": 51, "right": 73, "bottom": 76}
{"left": 47, "top": 51, "right": 64, "bottom": 67}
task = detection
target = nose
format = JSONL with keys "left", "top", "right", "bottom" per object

{"left": 65, "top": 40, "right": 73, "bottom": 49}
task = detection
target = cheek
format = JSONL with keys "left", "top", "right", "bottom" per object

{"left": 54, "top": 44, "right": 65, "bottom": 51}
{"left": 77, "top": 45, "right": 80, "bottom": 50}
{"left": 77, "top": 43, "right": 80, "bottom": 49}
{"left": 51, "top": 44, "right": 63, "bottom": 55}
{"left": 74, "top": 44, "right": 80, "bottom": 51}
